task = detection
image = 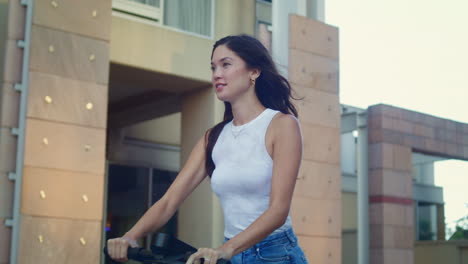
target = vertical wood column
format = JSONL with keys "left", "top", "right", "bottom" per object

{"left": 288, "top": 15, "right": 341, "bottom": 264}
{"left": 16, "top": 1, "right": 111, "bottom": 263}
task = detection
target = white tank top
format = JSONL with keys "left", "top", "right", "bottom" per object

{"left": 211, "top": 108, "right": 292, "bottom": 238}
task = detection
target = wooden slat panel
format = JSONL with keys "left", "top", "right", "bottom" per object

{"left": 289, "top": 15, "right": 341, "bottom": 264}
{"left": 290, "top": 15, "right": 339, "bottom": 59}
{"left": 33, "top": 0, "right": 111, "bottom": 41}
{"left": 22, "top": 166, "right": 104, "bottom": 220}
{"left": 294, "top": 85, "right": 340, "bottom": 128}
{"left": 30, "top": 25, "right": 109, "bottom": 84}
{"left": 289, "top": 48, "right": 338, "bottom": 94}
{"left": 300, "top": 122, "right": 340, "bottom": 164}
{"left": 291, "top": 197, "right": 341, "bottom": 237}
{"left": 297, "top": 235, "right": 341, "bottom": 264}
{"left": 18, "top": 215, "right": 101, "bottom": 264}
{"left": 28, "top": 71, "right": 108, "bottom": 129}
{"left": 295, "top": 160, "right": 340, "bottom": 199}
{"left": 24, "top": 119, "right": 106, "bottom": 175}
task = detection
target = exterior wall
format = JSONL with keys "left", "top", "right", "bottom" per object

{"left": 415, "top": 241, "right": 468, "bottom": 264}
{"left": 343, "top": 230, "right": 358, "bottom": 264}
{"left": 0, "top": 0, "right": 7, "bottom": 77}
{"left": 110, "top": 0, "right": 255, "bottom": 84}
{"left": 342, "top": 192, "right": 357, "bottom": 230}
{"left": 0, "top": 1, "right": 25, "bottom": 263}
{"left": 111, "top": 0, "right": 255, "bottom": 145}
{"left": 288, "top": 15, "right": 341, "bottom": 264}
{"left": 126, "top": 113, "right": 181, "bottom": 146}
{"left": 110, "top": 15, "right": 213, "bottom": 82}
{"left": 0, "top": 1, "right": 342, "bottom": 262}
{"left": 0, "top": 1, "right": 23, "bottom": 263}
{"left": 367, "top": 104, "right": 468, "bottom": 264}
{"left": 342, "top": 193, "right": 357, "bottom": 264}
{"left": 0, "top": 0, "right": 112, "bottom": 262}
{"left": 214, "top": 0, "right": 255, "bottom": 39}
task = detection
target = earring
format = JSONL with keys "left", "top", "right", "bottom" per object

{"left": 251, "top": 78, "right": 256, "bottom": 85}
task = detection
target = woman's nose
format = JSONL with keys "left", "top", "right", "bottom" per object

{"left": 212, "top": 67, "right": 222, "bottom": 79}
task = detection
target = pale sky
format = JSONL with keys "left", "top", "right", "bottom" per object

{"left": 324, "top": 0, "right": 468, "bottom": 237}
{"left": 325, "top": 0, "right": 468, "bottom": 123}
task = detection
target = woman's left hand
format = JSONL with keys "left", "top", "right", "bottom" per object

{"left": 186, "top": 246, "right": 234, "bottom": 264}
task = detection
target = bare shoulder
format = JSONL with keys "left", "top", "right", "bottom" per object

{"left": 270, "top": 112, "right": 301, "bottom": 138}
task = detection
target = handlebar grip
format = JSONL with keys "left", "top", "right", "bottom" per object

{"left": 103, "top": 246, "right": 153, "bottom": 262}
{"left": 216, "top": 259, "right": 230, "bottom": 264}
{"left": 103, "top": 247, "right": 118, "bottom": 263}
{"left": 104, "top": 246, "right": 231, "bottom": 264}
{"left": 127, "top": 247, "right": 153, "bottom": 259}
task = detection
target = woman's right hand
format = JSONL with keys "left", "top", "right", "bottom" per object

{"left": 107, "top": 236, "right": 139, "bottom": 262}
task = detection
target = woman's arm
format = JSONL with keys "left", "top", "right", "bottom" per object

{"left": 107, "top": 135, "right": 209, "bottom": 262}
{"left": 187, "top": 114, "right": 302, "bottom": 264}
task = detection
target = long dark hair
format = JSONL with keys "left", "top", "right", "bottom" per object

{"left": 205, "top": 34, "right": 298, "bottom": 176}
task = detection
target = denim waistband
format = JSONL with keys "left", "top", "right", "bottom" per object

{"left": 225, "top": 228, "right": 297, "bottom": 256}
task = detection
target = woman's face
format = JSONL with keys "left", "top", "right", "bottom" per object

{"left": 211, "top": 45, "right": 258, "bottom": 102}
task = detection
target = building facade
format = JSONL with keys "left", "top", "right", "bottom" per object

{"left": 2, "top": 1, "right": 467, "bottom": 264}
{"left": 0, "top": 0, "right": 339, "bottom": 263}
{"left": 341, "top": 104, "right": 468, "bottom": 264}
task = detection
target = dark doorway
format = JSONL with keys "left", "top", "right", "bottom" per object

{"left": 104, "top": 164, "right": 178, "bottom": 259}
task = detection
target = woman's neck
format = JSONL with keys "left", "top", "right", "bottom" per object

{"left": 230, "top": 96, "right": 266, "bottom": 126}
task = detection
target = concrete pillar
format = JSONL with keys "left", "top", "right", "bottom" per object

{"left": 288, "top": 15, "right": 341, "bottom": 264}
{"left": 365, "top": 103, "right": 468, "bottom": 263}
{"left": 272, "top": 0, "right": 303, "bottom": 76}
{"left": 178, "top": 86, "right": 224, "bottom": 248}
{"left": 368, "top": 107, "right": 414, "bottom": 264}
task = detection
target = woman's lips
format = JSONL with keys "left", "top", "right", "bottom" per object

{"left": 215, "top": 83, "right": 226, "bottom": 92}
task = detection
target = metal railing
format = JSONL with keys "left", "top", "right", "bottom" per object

{"left": 5, "top": 0, "right": 34, "bottom": 263}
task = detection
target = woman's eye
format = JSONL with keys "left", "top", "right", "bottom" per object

{"left": 223, "top": 63, "right": 230, "bottom": 68}
{"left": 210, "top": 66, "right": 215, "bottom": 72}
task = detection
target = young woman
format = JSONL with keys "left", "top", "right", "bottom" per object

{"left": 107, "top": 35, "right": 307, "bottom": 264}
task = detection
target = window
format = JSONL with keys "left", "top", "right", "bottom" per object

{"left": 257, "top": 22, "right": 272, "bottom": 52}
{"left": 113, "top": 0, "right": 163, "bottom": 23}
{"left": 256, "top": 0, "right": 272, "bottom": 51}
{"left": 112, "top": 0, "right": 214, "bottom": 37}
{"left": 164, "top": 0, "right": 213, "bottom": 37}
{"left": 415, "top": 202, "right": 439, "bottom": 240}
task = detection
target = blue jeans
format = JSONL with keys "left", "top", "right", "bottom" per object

{"left": 224, "top": 229, "right": 308, "bottom": 264}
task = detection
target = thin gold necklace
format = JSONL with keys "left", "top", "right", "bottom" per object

{"left": 231, "top": 122, "right": 248, "bottom": 139}
{"left": 230, "top": 109, "right": 267, "bottom": 138}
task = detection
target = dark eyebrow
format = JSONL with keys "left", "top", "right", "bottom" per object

{"left": 211, "top": 57, "right": 233, "bottom": 65}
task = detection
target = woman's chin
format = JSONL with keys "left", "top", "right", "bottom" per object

{"left": 215, "top": 92, "right": 231, "bottom": 102}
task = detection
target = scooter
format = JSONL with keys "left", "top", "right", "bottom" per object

{"left": 104, "top": 232, "right": 230, "bottom": 264}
